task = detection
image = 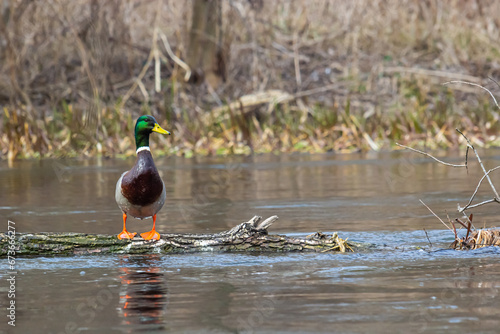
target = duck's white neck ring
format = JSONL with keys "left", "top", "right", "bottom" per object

{"left": 136, "top": 146, "right": 150, "bottom": 154}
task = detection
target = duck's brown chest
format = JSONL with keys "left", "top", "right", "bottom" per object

{"left": 121, "top": 151, "right": 163, "bottom": 206}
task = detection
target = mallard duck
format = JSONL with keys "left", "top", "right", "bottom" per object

{"left": 116, "top": 115, "right": 170, "bottom": 240}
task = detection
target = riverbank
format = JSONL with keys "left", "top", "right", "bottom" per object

{"left": 2, "top": 1, "right": 500, "bottom": 160}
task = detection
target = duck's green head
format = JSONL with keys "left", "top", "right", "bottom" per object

{"left": 134, "top": 115, "right": 170, "bottom": 149}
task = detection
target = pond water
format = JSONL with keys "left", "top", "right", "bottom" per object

{"left": 1, "top": 150, "right": 500, "bottom": 333}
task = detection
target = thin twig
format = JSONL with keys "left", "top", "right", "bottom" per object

{"left": 458, "top": 165, "right": 500, "bottom": 212}
{"left": 206, "top": 83, "right": 223, "bottom": 106}
{"left": 154, "top": 45, "right": 161, "bottom": 93}
{"left": 443, "top": 80, "right": 500, "bottom": 110}
{"left": 396, "top": 143, "right": 467, "bottom": 168}
{"left": 465, "top": 145, "right": 470, "bottom": 174}
{"left": 454, "top": 218, "right": 469, "bottom": 230}
{"left": 400, "top": 126, "right": 500, "bottom": 226}
{"left": 460, "top": 211, "right": 474, "bottom": 230}
{"left": 120, "top": 49, "right": 154, "bottom": 108}
{"left": 137, "top": 80, "right": 149, "bottom": 101}
{"left": 419, "top": 199, "right": 452, "bottom": 231}
{"left": 488, "top": 76, "right": 500, "bottom": 91}
{"left": 447, "top": 212, "right": 459, "bottom": 242}
{"left": 384, "top": 67, "right": 481, "bottom": 83}
{"left": 158, "top": 31, "right": 192, "bottom": 82}
{"left": 465, "top": 214, "right": 473, "bottom": 241}
{"left": 293, "top": 83, "right": 344, "bottom": 99}
{"left": 154, "top": 0, "right": 162, "bottom": 94}
{"left": 460, "top": 198, "right": 497, "bottom": 211}
{"left": 118, "top": 1, "right": 162, "bottom": 110}
{"left": 293, "top": 32, "right": 302, "bottom": 87}
{"left": 423, "top": 228, "right": 433, "bottom": 248}
{"left": 456, "top": 129, "right": 500, "bottom": 199}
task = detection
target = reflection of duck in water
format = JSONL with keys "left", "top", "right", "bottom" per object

{"left": 119, "top": 265, "right": 168, "bottom": 330}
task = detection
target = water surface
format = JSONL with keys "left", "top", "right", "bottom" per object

{"left": 1, "top": 151, "right": 500, "bottom": 333}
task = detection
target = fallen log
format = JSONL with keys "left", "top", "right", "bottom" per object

{"left": 0, "top": 216, "right": 358, "bottom": 257}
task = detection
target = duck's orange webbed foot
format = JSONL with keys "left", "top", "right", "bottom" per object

{"left": 140, "top": 214, "right": 161, "bottom": 241}
{"left": 140, "top": 229, "right": 160, "bottom": 241}
{"left": 117, "top": 213, "right": 137, "bottom": 240}
{"left": 118, "top": 230, "right": 137, "bottom": 240}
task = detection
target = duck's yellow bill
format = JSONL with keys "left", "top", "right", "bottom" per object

{"left": 152, "top": 123, "right": 171, "bottom": 135}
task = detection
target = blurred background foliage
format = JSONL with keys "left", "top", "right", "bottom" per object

{"left": 1, "top": 0, "right": 500, "bottom": 160}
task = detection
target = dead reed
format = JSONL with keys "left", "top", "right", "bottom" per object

{"left": 453, "top": 228, "right": 500, "bottom": 250}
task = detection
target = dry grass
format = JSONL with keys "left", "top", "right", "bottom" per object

{"left": 2, "top": 0, "right": 500, "bottom": 159}
{"left": 452, "top": 229, "right": 500, "bottom": 250}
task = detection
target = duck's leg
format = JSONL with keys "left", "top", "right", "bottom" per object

{"left": 118, "top": 213, "right": 137, "bottom": 240}
{"left": 140, "top": 214, "right": 161, "bottom": 241}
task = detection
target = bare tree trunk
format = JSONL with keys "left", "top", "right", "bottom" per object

{"left": 187, "top": 0, "right": 225, "bottom": 87}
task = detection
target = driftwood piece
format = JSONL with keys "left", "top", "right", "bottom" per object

{"left": 0, "top": 216, "right": 358, "bottom": 257}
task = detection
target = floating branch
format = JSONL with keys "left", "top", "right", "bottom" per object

{"left": 0, "top": 216, "right": 358, "bottom": 257}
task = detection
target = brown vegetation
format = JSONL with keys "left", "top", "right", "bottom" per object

{"left": 2, "top": 0, "right": 500, "bottom": 160}
{"left": 453, "top": 228, "right": 500, "bottom": 250}
{"left": 401, "top": 127, "right": 500, "bottom": 250}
